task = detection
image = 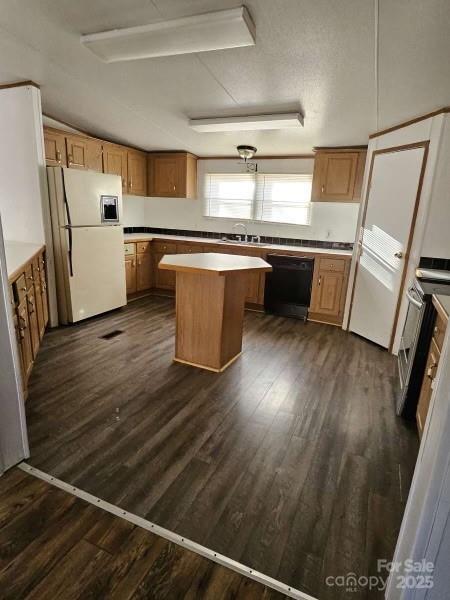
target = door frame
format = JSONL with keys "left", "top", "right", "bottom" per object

{"left": 347, "top": 140, "right": 430, "bottom": 351}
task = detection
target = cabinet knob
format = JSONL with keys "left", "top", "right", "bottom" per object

{"left": 68, "top": 154, "right": 73, "bottom": 166}
{"left": 434, "top": 326, "right": 439, "bottom": 335}
{"left": 318, "top": 275, "right": 322, "bottom": 286}
{"left": 56, "top": 150, "right": 62, "bottom": 164}
{"left": 321, "top": 184, "right": 325, "bottom": 193}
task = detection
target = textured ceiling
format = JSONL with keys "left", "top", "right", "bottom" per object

{"left": 0, "top": 1, "right": 448, "bottom": 155}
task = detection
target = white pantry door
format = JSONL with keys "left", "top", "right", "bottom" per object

{"left": 349, "top": 144, "right": 427, "bottom": 348}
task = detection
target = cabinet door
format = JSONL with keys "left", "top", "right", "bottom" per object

{"left": 39, "top": 253, "right": 49, "bottom": 328}
{"left": 313, "top": 152, "right": 359, "bottom": 201}
{"left": 151, "top": 156, "right": 183, "bottom": 197}
{"left": 44, "top": 129, "right": 67, "bottom": 167}
{"left": 104, "top": 144, "right": 128, "bottom": 193}
{"left": 16, "top": 299, "right": 34, "bottom": 382}
{"left": 136, "top": 253, "right": 152, "bottom": 291}
{"left": 228, "top": 248, "right": 264, "bottom": 304}
{"left": 125, "top": 257, "right": 137, "bottom": 294}
{"left": 416, "top": 339, "right": 440, "bottom": 438}
{"left": 66, "top": 135, "right": 90, "bottom": 170}
{"left": 127, "top": 150, "right": 147, "bottom": 196}
{"left": 86, "top": 138, "right": 103, "bottom": 172}
{"left": 32, "top": 258, "right": 45, "bottom": 339}
{"left": 310, "top": 270, "right": 344, "bottom": 317}
{"left": 153, "top": 252, "right": 176, "bottom": 289}
{"left": 27, "top": 290, "right": 40, "bottom": 359}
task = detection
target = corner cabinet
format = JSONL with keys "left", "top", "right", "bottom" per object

{"left": 311, "top": 148, "right": 367, "bottom": 202}
{"left": 147, "top": 152, "right": 197, "bottom": 198}
{"left": 309, "top": 257, "right": 350, "bottom": 325}
{"left": 127, "top": 150, "right": 147, "bottom": 197}
{"left": 103, "top": 143, "right": 128, "bottom": 193}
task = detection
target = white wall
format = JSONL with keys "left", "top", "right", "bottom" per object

{"left": 123, "top": 158, "right": 360, "bottom": 243}
{"left": 421, "top": 116, "right": 450, "bottom": 258}
{"left": 0, "top": 217, "right": 29, "bottom": 473}
{"left": 0, "top": 85, "right": 46, "bottom": 244}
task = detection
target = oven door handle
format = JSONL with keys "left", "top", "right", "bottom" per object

{"left": 406, "top": 287, "right": 423, "bottom": 309}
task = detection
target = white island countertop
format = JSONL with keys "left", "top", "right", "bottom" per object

{"left": 160, "top": 252, "right": 272, "bottom": 275}
{"left": 4, "top": 240, "right": 44, "bottom": 279}
{"left": 123, "top": 232, "right": 353, "bottom": 257}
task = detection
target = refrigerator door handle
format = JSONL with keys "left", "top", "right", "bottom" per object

{"left": 61, "top": 169, "right": 74, "bottom": 277}
{"left": 67, "top": 226, "right": 74, "bottom": 277}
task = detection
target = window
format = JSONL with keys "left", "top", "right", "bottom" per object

{"left": 205, "top": 173, "right": 255, "bottom": 220}
{"left": 255, "top": 174, "right": 312, "bottom": 225}
{"left": 204, "top": 173, "right": 312, "bottom": 225}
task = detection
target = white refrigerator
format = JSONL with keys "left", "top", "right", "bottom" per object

{"left": 47, "top": 167, "right": 126, "bottom": 324}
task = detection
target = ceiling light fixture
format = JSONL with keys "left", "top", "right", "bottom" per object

{"left": 189, "top": 113, "right": 304, "bottom": 132}
{"left": 237, "top": 145, "right": 257, "bottom": 161}
{"left": 80, "top": 7, "right": 255, "bottom": 63}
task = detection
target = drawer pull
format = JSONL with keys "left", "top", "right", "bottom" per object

{"left": 318, "top": 275, "right": 322, "bottom": 287}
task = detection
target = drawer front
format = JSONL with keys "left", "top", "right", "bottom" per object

{"left": 153, "top": 241, "right": 177, "bottom": 254}
{"left": 124, "top": 243, "right": 136, "bottom": 256}
{"left": 318, "top": 257, "right": 345, "bottom": 273}
{"left": 177, "top": 243, "right": 203, "bottom": 254}
{"left": 136, "top": 241, "right": 151, "bottom": 254}
{"left": 433, "top": 312, "right": 447, "bottom": 352}
{"left": 14, "top": 273, "right": 28, "bottom": 304}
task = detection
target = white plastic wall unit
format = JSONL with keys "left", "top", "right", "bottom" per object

{"left": 0, "top": 83, "right": 58, "bottom": 327}
{"left": 343, "top": 112, "right": 448, "bottom": 350}
{"left": 0, "top": 216, "right": 29, "bottom": 474}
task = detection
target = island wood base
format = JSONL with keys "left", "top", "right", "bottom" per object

{"left": 174, "top": 271, "right": 247, "bottom": 372}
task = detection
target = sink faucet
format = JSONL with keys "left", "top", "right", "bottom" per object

{"left": 232, "top": 222, "right": 248, "bottom": 242}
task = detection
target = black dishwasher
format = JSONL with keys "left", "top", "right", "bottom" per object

{"left": 264, "top": 254, "right": 314, "bottom": 320}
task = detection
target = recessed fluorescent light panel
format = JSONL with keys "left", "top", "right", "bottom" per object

{"left": 189, "top": 113, "right": 304, "bottom": 132}
{"left": 80, "top": 7, "right": 255, "bottom": 62}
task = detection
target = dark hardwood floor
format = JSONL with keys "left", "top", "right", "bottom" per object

{"left": 24, "top": 296, "right": 419, "bottom": 598}
{"left": 0, "top": 468, "right": 286, "bottom": 599}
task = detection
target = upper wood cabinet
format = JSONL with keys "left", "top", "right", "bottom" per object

{"left": 312, "top": 148, "right": 367, "bottom": 202}
{"left": 103, "top": 143, "right": 128, "bottom": 193}
{"left": 44, "top": 129, "right": 67, "bottom": 167}
{"left": 65, "top": 135, "right": 103, "bottom": 172}
{"left": 127, "top": 150, "right": 147, "bottom": 196}
{"left": 65, "top": 135, "right": 89, "bottom": 170}
{"left": 148, "top": 152, "right": 197, "bottom": 198}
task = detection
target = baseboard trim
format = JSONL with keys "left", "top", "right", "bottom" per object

{"left": 18, "top": 462, "right": 316, "bottom": 600}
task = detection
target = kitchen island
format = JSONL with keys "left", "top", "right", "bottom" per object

{"left": 159, "top": 252, "right": 272, "bottom": 372}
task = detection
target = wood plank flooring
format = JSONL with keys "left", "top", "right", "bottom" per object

{"left": 24, "top": 296, "right": 419, "bottom": 598}
{"left": 0, "top": 468, "right": 286, "bottom": 599}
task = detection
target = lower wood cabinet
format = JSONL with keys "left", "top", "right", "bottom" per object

{"left": 227, "top": 248, "right": 265, "bottom": 305}
{"left": 124, "top": 244, "right": 153, "bottom": 295}
{"left": 136, "top": 253, "right": 152, "bottom": 291}
{"left": 125, "top": 256, "right": 137, "bottom": 295}
{"left": 10, "top": 248, "right": 49, "bottom": 391}
{"left": 309, "top": 257, "right": 349, "bottom": 325}
{"left": 123, "top": 239, "right": 351, "bottom": 322}
{"left": 416, "top": 303, "right": 448, "bottom": 438}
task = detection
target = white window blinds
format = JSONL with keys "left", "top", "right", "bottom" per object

{"left": 204, "top": 172, "right": 312, "bottom": 225}
{"left": 255, "top": 174, "right": 312, "bottom": 225}
{"left": 205, "top": 173, "right": 255, "bottom": 220}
